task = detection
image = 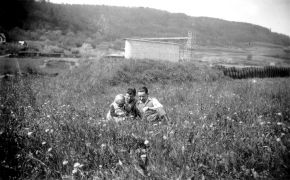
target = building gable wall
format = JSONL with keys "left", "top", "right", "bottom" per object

{"left": 125, "top": 40, "right": 180, "bottom": 62}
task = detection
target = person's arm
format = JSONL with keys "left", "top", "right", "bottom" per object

{"left": 146, "top": 98, "right": 163, "bottom": 111}
{"left": 109, "top": 105, "right": 118, "bottom": 117}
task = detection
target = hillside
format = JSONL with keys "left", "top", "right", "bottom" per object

{"left": 1, "top": 0, "right": 290, "bottom": 48}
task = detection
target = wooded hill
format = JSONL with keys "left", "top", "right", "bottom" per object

{"left": 1, "top": 0, "right": 290, "bottom": 48}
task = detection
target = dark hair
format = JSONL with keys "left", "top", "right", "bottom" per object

{"left": 127, "top": 88, "right": 136, "bottom": 96}
{"left": 138, "top": 86, "right": 148, "bottom": 94}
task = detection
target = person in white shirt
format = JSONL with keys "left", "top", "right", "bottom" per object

{"left": 136, "top": 86, "right": 168, "bottom": 122}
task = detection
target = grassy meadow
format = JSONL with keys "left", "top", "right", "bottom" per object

{"left": 1, "top": 58, "right": 290, "bottom": 179}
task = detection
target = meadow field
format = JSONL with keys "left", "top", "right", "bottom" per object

{"left": 1, "top": 57, "right": 290, "bottom": 179}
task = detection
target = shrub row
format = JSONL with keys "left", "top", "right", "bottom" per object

{"left": 219, "top": 66, "right": 290, "bottom": 79}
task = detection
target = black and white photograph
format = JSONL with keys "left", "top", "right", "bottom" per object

{"left": 1, "top": 0, "right": 290, "bottom": 179}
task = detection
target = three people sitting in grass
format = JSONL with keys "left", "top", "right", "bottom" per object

{"left": 106, "top": 86, "right": 168, "bottom": 122}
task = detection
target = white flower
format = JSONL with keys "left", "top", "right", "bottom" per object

{"left": 47, "top": 115, "right": 51, "bottom": 118}
{"left": 42, "top": 141, "right": 46, "bottom": 145}
{"left": 260, "top": 122, "right": 265, "bottom": 126}
{"left": 163, "top": 135, "right": 167, "bottom": 140}
{"left": 276, "top": 138, "right": 281, "bottom": 142}
{"left": 72, "top": 168, "right": 77, "bottom": 174}
{"left": 277, "top": 112, "right": 282, "bottom": 116}
{"left": 144, "top": 140, "right": 149, "bottom": 145}
{"left": 47, "top": 148, "right": 52, "bottom": 152}
{"left": 27, "top": 132, "right": 33, "bottom": 136}
{"left": 117, "top": 160, "right": 123, "bottom": 166}
{"left": 277, "top": 122, "right": 283, "bottom": 126}
{"left": 101, "top": 144, "right": 106, "bottom": 148}
{"left": 74, "top": 162, "right": 81, "bottom": 168}
{"left": 45, "top": 129, "right": 49, "bottom": 133}
{"left": 140, "top": 154, "right": 147, "bottom": 162}
{"left": 62, "top": 160, "right": 68, "bottom": 165}
{"left": 50, "top": 129, "right": 54, "bottom": 133}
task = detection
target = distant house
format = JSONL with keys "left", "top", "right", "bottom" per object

{"left": 0, "top": 33, "right": 6, "bottom": 44}
{"left": 125, "top": 38, "right": 181, "bottom": 62}
{"left": 124, "top": 34, "right": 194, "bottom": 62}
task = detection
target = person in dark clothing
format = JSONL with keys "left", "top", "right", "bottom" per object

{"left": 124, "top": 88, "right": 141, "bottom": 119}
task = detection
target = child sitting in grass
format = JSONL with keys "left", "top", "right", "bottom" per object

{"left": 106, "top": 94, "right": 127, "bottom": 122}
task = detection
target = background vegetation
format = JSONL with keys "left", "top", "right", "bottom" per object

{"left": 1, "top": 0, "right": 290, "bottom": 51}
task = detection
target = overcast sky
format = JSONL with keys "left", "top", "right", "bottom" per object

{"left": 50, "top": 0, "right": 290, "bottom": 36}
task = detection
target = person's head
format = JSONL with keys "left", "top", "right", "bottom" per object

{"left": 125, "top": 88, "right": 136, "bottom": 102}
{"left": 114, "top": 94, "right": 125, "bottom": 107}
{"left": 137, "top": 86, "right": 149, "bottom": 103}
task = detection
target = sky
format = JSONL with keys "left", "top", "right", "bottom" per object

{"left": 50, "top": 0, "right": 290, "bottom": 36}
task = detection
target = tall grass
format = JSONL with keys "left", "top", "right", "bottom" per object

{"left": 1, "top": 58, "right": 290, "bottom": 179}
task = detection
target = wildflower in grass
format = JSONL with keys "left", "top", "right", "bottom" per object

{"left": 277, "top": 122, "right": 283, "bottom": 126}
{"left": 252, "top": 79, "right": 257, "bottom": 83}
{"left": 144, "top": 140, "right": 149, "bottom": 145}
{"left": 62, "top": 160, "right": 68, "bottom": 165}
{"left": 239, "top": 121, "right": 243, "bottom": 124}
{"left": 276, "top": 138, "right": 281, "bottom": 142}
{"left": 182, "top": 145, "right": 185, "bottom": 154}
{"left": 47, "top": 115, "right": 51, "bottom": 118}
{"left": 260, "top": 121, "right": 265, "bottom": 126}
{"left": 99, "top": 165, "right": 102, "bottom": 168}
{"left": 45, "top": 129, "right": 50, "bottom": 133}
{"left": 189, "top": 111, "right": 193, "bottom": 115}
{"left": 48, "top": 148, "right": 52, "bottom": 152}
{"left": 27, "top": 132, "right": 33, "bottom": 136}
{"left": 50, "top": 129, "right": 54, "bottom": 133}
{"left": 141, "top": 148, "right": 146, "bottom": 153}
{"left": 140, "top": 154, "right": 147, "bottom": 164}
{"left": 117, "top": 160, "right": 123, "bottom": 166}
{"left": 74, "top": 162, "right": 81, "bottom": 168}
{"left": 101, "top": 144, "right": 106, "bottom": 148}
{"left": 42, "top": 141, "right": 46, "bottom": 145}
{"left": 72, "top": 169, "right": 77, "bottom": 174}
{"left": 163, "top": 135, "right": 167, "bottom": 140}
{"left": 277, "top": 112, "right": 282, "bottom": 116}
{"left": 251, "top": 168, "right": 259, "bottom": 179}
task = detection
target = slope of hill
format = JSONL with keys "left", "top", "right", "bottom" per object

{"left": 1, "top": 0, "right": 290, "bottom": 48}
